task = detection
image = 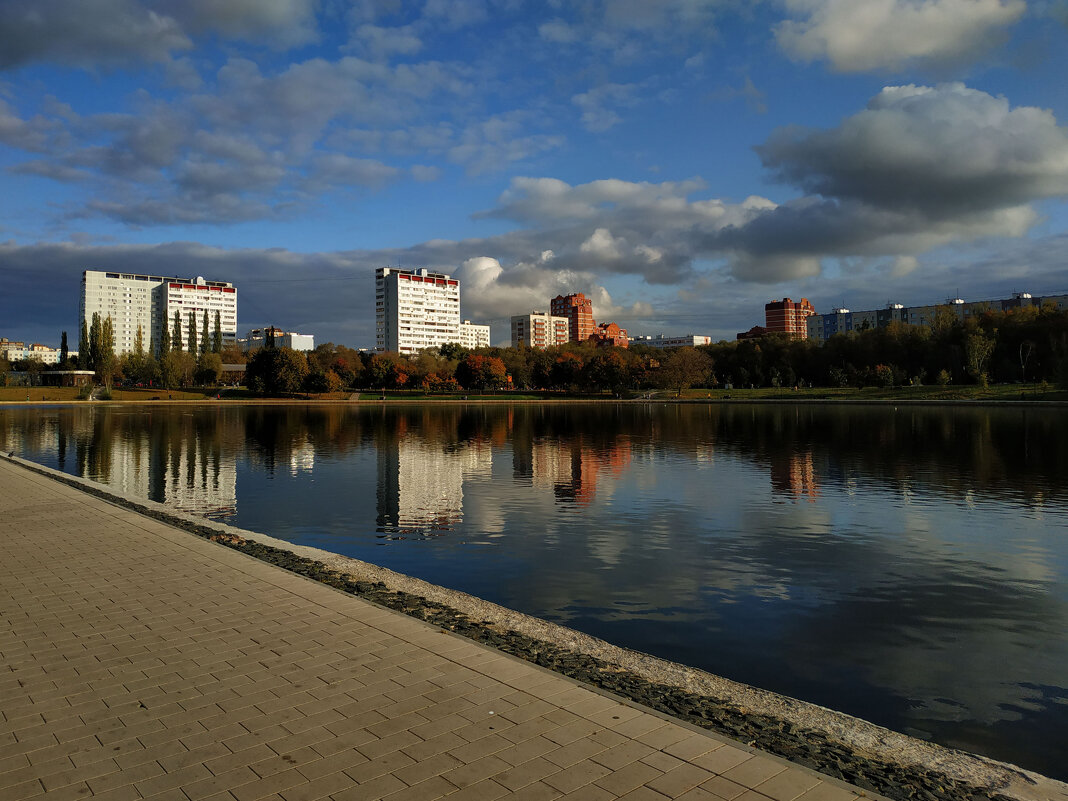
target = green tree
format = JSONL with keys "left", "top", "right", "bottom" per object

{"left": 439, "top": 342, "right": 469, "bottom": 361}
{"left": 656, "top": 347, "right": 714, "bottom": 396}
{"left": 583, "top": 350, "right": 630, "bottom": 394}
{"left": 160, "top": 350, "right": 195, "bottom": 389}
{"left": 213, "top": 311, "right": 222, "bottom": 354}
{"left": 246, "top": 347, "right": 309, "bottom": 394}
{"left": 172, "top": 311, "right": 183, "bottom": 352}
{"left": 195, "top": 352, "right": 223, "bottom": 386}
{"left": 965, "top": 332, "right": 996, "bottom": 386}
{"left": 88, "top": 312, "right": 102, "bottom": 371}
{"left": 158, "top": 319, "right": 171, "bottom": 357}
{"left": 97, "top": 315, "right": 117, "bottom": 392}
{"left": 60, "top": 331, "right": 69, "bottom": 366}
{"left": 200, "top": 311, "right": 209, "bottom": 357}
{"left": 187, "top": 312, "right": 198, "bottom": 355}
{"left": 78, "top": 319, "right": 89, "bottom": 369}
{"left": 304, "top": 368, "right": 343, "bottom": 393}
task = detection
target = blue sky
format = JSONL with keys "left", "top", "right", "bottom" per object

{"left": 2, "top": 0, "right": 1067, "bottom": 348}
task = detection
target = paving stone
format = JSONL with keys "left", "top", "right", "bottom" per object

{"left": 0, "top": 458, "right": 886, "bottom": 801}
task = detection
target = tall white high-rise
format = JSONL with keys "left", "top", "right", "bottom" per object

{"left": 81, "top": 270, "right": 237, "bottom": 355}
{"left": 375, "top": 267, "right": 461, "bottom": 354}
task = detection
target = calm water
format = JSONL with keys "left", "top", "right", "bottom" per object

{"left": 3, "top": 403, "right": 1067, "bottom": 778}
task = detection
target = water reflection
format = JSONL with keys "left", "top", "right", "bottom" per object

{"left": 1, "top": 402, "right": 1066, "bottom": 778}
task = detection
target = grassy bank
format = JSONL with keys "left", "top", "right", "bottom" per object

{"left": 2, "top": 383, "right": 1065, "bottom": 404}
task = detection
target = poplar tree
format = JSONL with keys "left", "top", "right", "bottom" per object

{"left": 89, "top": 312, "right": 102, "bottom": 371}
{"left": 187, "top": 312, "right": 197, "bottom": 355}
{"left": 99, "top": 315, "right": 116, "bottom": 390}
{"left": 172, "top": 311, "right": 183, "bottom": 351}
{"left": 78, "top": 320, "right": 89, "bottom": 369}
{"left": 60, "top": 331, "right": 69, "bottom": 366}
{"left": 200, "top": 311, "right": 209, "bottom": 357}
{"left": 158, "top": 320, "right": 171, "bottom": 357}
{"left": 134, "top": 324, "right": 145, "bottom": 357}
{"left": 212, "top": 311, "right": 222, "bottom": 354}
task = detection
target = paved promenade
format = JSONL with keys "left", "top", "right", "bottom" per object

{"left": 1, "top": 457, "right": 875, "bottom": 801}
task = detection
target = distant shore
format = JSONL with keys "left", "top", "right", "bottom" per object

{"left": 2, "top": 383, "right": 1067, "bottom": 405}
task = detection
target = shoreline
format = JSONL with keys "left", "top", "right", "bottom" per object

{"left": 3, "top": 453, "right": 1065, "bottom": 801}
{"left": 2, "top": 396, "right": 1067, "bottom": 408}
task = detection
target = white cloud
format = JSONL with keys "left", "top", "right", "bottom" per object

{"left": 349, "top": 24, "right": 423, "bottom": 59}
{"left": 580, "top": 228, "right": 625, "bottom": 260}
{"left": 572, "top": 83, "right": 639, "bottom": 132}
{"left": 776, "top": 0, "right": 1026, "bottom": 72}
{"left": 757, "top": 83, "right": 1068, "bottom": 214}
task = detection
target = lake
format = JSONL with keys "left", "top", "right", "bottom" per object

{"left": 2, "top": 402, "right": 1066, "bottom": 779}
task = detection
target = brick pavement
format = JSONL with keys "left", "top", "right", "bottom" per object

{"left": 0, "top": 456, "right": 879, "bottom": 801}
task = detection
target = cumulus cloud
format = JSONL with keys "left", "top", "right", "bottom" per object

{"left": 776, "top": 0, "right": 1026, "bottom": 73}
{"left": 572, "top": 83, "right": 639, "bottom": 132}
{"left": 757, "top": 84, "right": 1068, "bottom": 214}
{"left": 708, "top": 83, "right": 1068, "bottom": 282}
{"left": 447, "top": 113, "right": 564, "bottom": 175}
{"left": 0, "top": 0, "right": 319, "bottom": 70}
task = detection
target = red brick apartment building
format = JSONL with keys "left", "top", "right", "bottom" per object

{"left": 764, "top": 298, "right": 816, "bottom": 339}
{"left": 550, "top": 293, "right": 596, "bottom": 342}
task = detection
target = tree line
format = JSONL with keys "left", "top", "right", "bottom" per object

{"left": 4, "top": 303, "right": 1066, "bottom": 394}
{"left": 243, "top": 304, "right": 1068, "bottom": 395}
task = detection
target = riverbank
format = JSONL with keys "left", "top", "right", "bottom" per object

{"left": 4, "top": 453, "right": 1065, "bottom": 801}
{"left": 2, "top": 383, "right": 1067, "bottom": 404}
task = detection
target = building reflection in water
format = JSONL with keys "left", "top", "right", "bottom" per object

{"left": 770, "top": 450, "right": 820, "bottom": 502}
{"left": 375, "top": 414, "right": 493, "bottom": 536}
{"left": 4, "top": 408, "right": 241, "bottom": 520}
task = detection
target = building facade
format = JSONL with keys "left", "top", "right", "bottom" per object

{"left": 375, "top": 267, "right": 461, "bottom": 354}
{"left": 240, "top": 327, "right": 315, "bottom": 352}
{"left": 0, "top": 340, "right": 62, "bottom": 364}
{"left": 589, "top": 322, "right": 629, "bottom": 348}
{"left": 764, "top": 297, "right": 816, "bottom": 339}
{"left": 81, "top": 271, "right": 237, "bottom": 356}
{"left": 631, "top": 334, "right": 713, "bottom": 349}
{"left": 459, "top": 320, "right": 491, "bottom": 350}
{"left": 511, "top": 311, "right": 570, "bottom": 349}
{"left": 550, "top": 293, "right": 596, "bottom": 343}
{"left": 805, "top": 292, "right": 1068, "bottom": 344}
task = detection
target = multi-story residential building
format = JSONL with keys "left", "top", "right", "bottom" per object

{"left": 81, "top": 271, "right": 237, "bottom": 356}
{"left": 511, "top": 311, "right": 570, "bottom": 349}
{"left": 805, "top": 292, "right": 1068, "bottom": 344}
{"left": 630, "top": 334, "right": 713, "bottom": 349}
{"left": 550, "top": 293, "right": 596, "bottom": 342}
{"left": 765, "top": 297, "right": 816, "bottom": 339}
{"left": 375, "top": 267, "right": 461, "bottom": 354}
{"left": 240, "top": 326, "right": 315, "bottom": 352}
{"left": 459, "top": 320, "right": 491, "bottom": 350}
{"left": 589, "top": 322, "right": 629, "bottom": 348}
{"left": 0, "top": 340, "right": 62, "bottom": 364}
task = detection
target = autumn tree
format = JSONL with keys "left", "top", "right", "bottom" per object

{"left": 656, "top": 347, "right": 714, "bottom": 396}
{"left": 455, "top": 354, "right": 507, "bottom": 390}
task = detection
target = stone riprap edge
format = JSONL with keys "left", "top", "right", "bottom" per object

{"left": 3, "top": 454, "right": 1059, "bottom": 801}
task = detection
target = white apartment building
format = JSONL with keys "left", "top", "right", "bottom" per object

{"left": 0, "top": 340, "right": 62, "bottom": 364}
{"left": 459, "top": 320, "right": 491, "bottom": 350}
{"left": 81, "top": 271, "right": 237, "bottom": 355}
{"left": 511, "top": 311, "right": 570, "bottom": 349}
{"left": 240, "top": 327, "right": 315, "bottom": 352}
{"left": 375, "top": 267, "right": 461, "bottom": 354}
{"left": 630, "top": 334, "right": 713, "bottom": 349}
